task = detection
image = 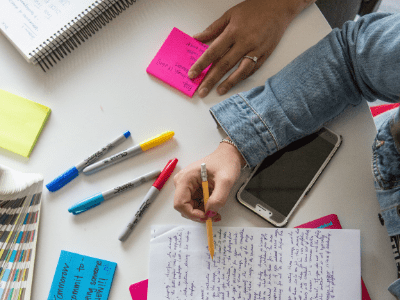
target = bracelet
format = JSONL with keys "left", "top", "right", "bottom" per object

{"left": 220, "top": 139, "right": 248, "bottom": 169}
{"left": 220, "top": 138, "right": 237, "bottom": 149}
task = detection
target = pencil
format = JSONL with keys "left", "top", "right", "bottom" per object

{"left": 201, "top": 163, "right": 214, "bottom": 260}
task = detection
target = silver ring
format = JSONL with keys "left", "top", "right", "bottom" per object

{"left": 243, "top": 55, "right": 258, "bottom": 63}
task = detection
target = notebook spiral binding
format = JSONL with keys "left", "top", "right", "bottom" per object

{"left": 29, "top": 0, "right": 136, "bottom": 72}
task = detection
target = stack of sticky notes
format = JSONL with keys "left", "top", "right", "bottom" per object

{"left": 147, "top": 27, "right": 211, "bottom": 97}
{"left": 0, "top": 89, "right": 51, "bottom": 157}
{"left": 47, "top": 251, "right": 117, "bottom": 300}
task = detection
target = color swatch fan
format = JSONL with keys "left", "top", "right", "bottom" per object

{"left": 0, "top": 165, "right": 43, "bottom": 300}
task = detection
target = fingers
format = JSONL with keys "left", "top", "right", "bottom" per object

{"left": 217, "top": 53, "right": 267, "bottom": 96}
{"left": 193, "top": 12, "right": 229, "bottom": 42}
{"left": 188, "top": 30, "right": 234, "bottom": 81}
{"left": 196, "top": 46, "right": 249, "bottom": 97}
{"left": 174, "top": 176, "right": 206, "bottom": 222}
{"left": 204, "top": 175, "right": 235, "bottom": 220}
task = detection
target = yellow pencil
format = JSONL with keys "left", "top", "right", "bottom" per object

{"left": 201, "top": 163, "right": 214, "bottom": 260}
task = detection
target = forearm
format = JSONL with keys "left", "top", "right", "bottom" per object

{"left": 211, "top": 13, "right": 400, "bottom": 168}
{"left": 285, "top": 0, "right": 317, "bottom": 16}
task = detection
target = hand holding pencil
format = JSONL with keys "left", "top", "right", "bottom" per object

{"left": 173, "top": 141, "right": 244, "bottom": 224}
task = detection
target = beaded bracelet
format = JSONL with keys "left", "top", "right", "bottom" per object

{"left": 220, "top": 138, "right": 237, "bottom": 149}
{"left": 220, "top": 139, "right": 248, "bottom": 169}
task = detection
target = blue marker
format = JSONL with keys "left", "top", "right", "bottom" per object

{"left": 68, "top": 169, "right": 161, "bottom": 214}
{"left": 46, "top": 131, "right": 131, "bottom": 192}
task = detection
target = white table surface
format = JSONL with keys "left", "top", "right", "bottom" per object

{"left": 0, "top": 1, "right": 397, "bottom": 299}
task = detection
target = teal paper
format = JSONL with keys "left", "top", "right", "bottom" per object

{"left": 47, "top": 250, "right": 117, "bottom": 300}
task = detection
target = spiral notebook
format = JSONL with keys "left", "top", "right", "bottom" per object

{"left": 0, "top": 165, "right": 43, "bottom": 300}
{"left": 0, "top": 0, "right": 136, "bottom": 71}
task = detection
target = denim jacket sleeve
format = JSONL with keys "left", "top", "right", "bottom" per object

{"left": 210, "top": 12, "right": 400, "bottom": 168}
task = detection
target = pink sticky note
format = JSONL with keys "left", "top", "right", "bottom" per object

{"left": 147, "top": 27, "right": 211, "bottom": 97}
{"left": 129, "top": 279, "right": 148, "bottom": 300}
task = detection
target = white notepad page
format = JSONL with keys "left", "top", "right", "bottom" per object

{"left": 0, "top": 0, "right": 99, "bottom": 62}
{"left": 149, "top": 225, "right": 361, "bottom": 300}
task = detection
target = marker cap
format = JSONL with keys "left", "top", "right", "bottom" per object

{"left": 68, "top": 193, "right": 105, "bottom": 215}
{"left": 46, "top": 166, "right": 79, "bottom": 192}
{"left": 140, "top": 131, "right": 174, "bottom": 151}
{"left": 153, "top": 158, "right": 178, "bottom": 190}
{"left": 124, "top": 131, "right": 131, "bottom": 138}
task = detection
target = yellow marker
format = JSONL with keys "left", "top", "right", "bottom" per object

{"left": 83, "top": 131, "right": 175, "bottom": 175}
{"left": 201, "top": 163, "right": 214, "bottom": 260}
{"left": 140, "top": 131, "right": 175, "bottom": 151}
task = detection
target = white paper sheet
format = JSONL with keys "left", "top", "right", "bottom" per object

{"left": 0, "top": 0, "right": 108, "bottom": 60}
{"left": 148, "top": 225, "right": 361, "bottom": 300}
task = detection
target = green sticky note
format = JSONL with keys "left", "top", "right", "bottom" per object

{"left": 0, "top": 89, "right": 51, "bottom": 158}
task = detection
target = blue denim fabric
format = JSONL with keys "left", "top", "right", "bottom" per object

{"left": 374, "top": 107, "right": 400, "bottom": 295}
{"left": 211, "top": 12, "right": 400, "bottom": 168}
{"left": 210, "top": 13, "right": 400, "bottom": 297}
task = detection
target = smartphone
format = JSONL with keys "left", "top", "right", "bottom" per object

{"left": 237, "top": 127, "right": 342, "bottom": 227}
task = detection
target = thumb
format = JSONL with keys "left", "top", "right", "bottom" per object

{"left": 204, "top": 177, "right": 234, "bottom": 218}
{"left": 193, "top": 13, "right": 229, "bottom": 42}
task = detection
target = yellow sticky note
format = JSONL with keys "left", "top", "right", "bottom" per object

{"left": 0, "top": 90, "right": 51, "bottom": 158}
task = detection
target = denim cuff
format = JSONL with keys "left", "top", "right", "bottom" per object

{"left": 210, "top": 91, "right": 280, "bottom": 168}
{"left": 388, "top": 278, "right": 400, "bottom": 299}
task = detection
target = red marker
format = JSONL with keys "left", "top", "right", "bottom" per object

{"left": 118, "top": 158, "right": 178, "bottom": 241}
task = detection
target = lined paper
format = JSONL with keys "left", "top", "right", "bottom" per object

{"left": 148, "top": 225, "right": 361, "bottom": 300}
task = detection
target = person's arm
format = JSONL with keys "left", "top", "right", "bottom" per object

{"left": 189, "top": 0, "right": 316, "bottom": 98}
{"left": 174, "top": 13, "right": 400, "bottom": 222}
{"left": 211, "top": 12, "right": 400, "bottom": 168}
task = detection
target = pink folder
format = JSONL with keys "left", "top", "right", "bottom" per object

{"left": 146, "top": 27, "right": 211, "bottom": 97}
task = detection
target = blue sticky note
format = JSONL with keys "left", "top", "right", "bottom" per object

{"left": 47, "top": 250, "right": 117, "bottom": 300}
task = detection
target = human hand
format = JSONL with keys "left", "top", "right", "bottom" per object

{"left": 174, "top": 140, "right": 246, "bottom": 223}
{"left": 189, "top": 0, "right": 314, "bottom": 97}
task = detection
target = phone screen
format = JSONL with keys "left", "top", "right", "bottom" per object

{"left": 243, "top": 132, "right": 336, "bottom": 217}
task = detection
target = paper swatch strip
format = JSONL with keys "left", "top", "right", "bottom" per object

{"left": 0, "top": 164, "right": 43, "bottom": 300}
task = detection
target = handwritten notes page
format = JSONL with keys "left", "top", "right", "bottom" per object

{"left": 147, "top": 28, "right": 211, "bottom": 97}
{"left": 0, "top": 0, "right": 95, "bottom": 59}
{"left": 148, "top": 225, "right": 361, "bottom": 300}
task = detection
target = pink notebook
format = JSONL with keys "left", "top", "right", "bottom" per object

{"left": 130, "top": 214, "right": 371, "bottom": 300}
{"left": 146, "top": 27, "right": 211, "bottom": 97}
{"left": 296, "top": 214, "right": 371, "bottom": 300}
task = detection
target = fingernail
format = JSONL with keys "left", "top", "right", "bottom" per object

{"left": 218, "top": 87, "right": 227, "bottom": 95}
{"left": 200, "top": 218, "right": 208, "bottom": 222}
{"left": 188, "top": 71, "right": 196, "bottom": 78}
{"left": 199, "top": 88, "right": 209, "bottom": 98}
{"left": 206, "top": 211, "right": 217, "bottom": 218}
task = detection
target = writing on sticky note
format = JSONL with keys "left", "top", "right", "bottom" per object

{"left": 47, "top": 251, "right": 117, "bottom": 300}
{"left": 147, "top": 27, "right": 211, "bottom": 97}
